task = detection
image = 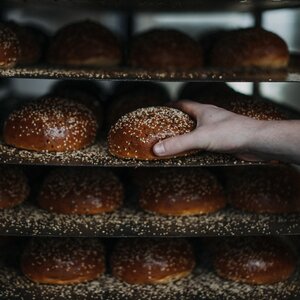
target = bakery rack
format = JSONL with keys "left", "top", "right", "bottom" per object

{"left": 0, "top": 0, "right": 300, "bottom": 299}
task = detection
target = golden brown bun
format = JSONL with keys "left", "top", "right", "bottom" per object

{"left": 47, "top": 20, "right": 122, "bottom": 67}
{"left": 108, "top": 106, "right": 196, "bottom": 160}
{"left": 50, "top": 80, "right": 104, "bottom": 124}
{"left": 213, "top": 237, "right": 296, "bottom": 284}
{"left": 229, "top": 98, "right": 285, "bottom": 120}
{"left": 21, "top": 238, "right": 105, "bottom": 284}
{"left": 3, "top": 96, "right": 98, "bottom": 152}
{"left": 0, "top": 23, "right": 20, "bottom": 68}
{"left": 111, "top": 238, "right": 195, "bottom": 284}
{"left": 38, "top": 168, "right": 124, "bottom": 215}
{"left": 227, "top": 166, "right": 300, "bottom": 214}
{"left": 178, "top": 82, "right": 237, "bottom": 108}
{"left": 7, "top": 22, "right": 42, "bottom": 65}
{"left": 129, "top": 29, "right": 203, "bottom": 70}
{"left": 179, "top": 82, "right": 285, "bottom": 120}
{"left": 106, "top": 82, "right": 169, "bottom": 128}
{"left": 211, "top": 27, "right": 289, "bottom": 69}
{"left": 139, "top": 168, "right": 226, "bottom": 216}
{"left": 0, "top": 166, "right": 29, "bottom": 209}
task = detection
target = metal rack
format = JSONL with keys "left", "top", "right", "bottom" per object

{"left": 0, "top": 1, "right": 300, "bottom": 299}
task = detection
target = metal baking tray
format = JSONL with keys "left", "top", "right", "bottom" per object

{"left": 0, "top": 203, "right": 299, "bottom": 237}
{"left": 0, "top": 140, "right": 272, "bottom": 167}
{"left": 2, "top": 0, "right": 300, "bottom": 12}
{"left": 0, "top": 262, "right": 299, "bottom": 300}
{"left": 0, "top": 63, "right": 298, "bottom": 82}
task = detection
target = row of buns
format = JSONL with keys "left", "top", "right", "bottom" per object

{"left": 1, "top": 165, "right": 299, "bottom": 215}
{"left": 1, "top": 81, "right": 286, "bottom": 159}
{"left": 0, "top": 20, "right": 289, "bottom": 69}
{"left": 0, "top": 236, "right": 297, "bottom": 286}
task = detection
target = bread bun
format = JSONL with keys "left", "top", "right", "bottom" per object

{"left": 213, "top": 237, "right": 296, "bottom": 284}
{"left": 38, "top": 168, "right": 124, "bottom": 214}
{"left": 227, "top": 166, "right": 300, "bottom": 214}
{"left": 129, "top": 29, "right": 203, "bottom": 70}
{"left": 3, "top": 96, "right": 98, "bottom": 152}
{"left": 179, "top": 82, "right": 285, "bottom": 120}
{"left": 0, "top": 167, "right": 29, "bottom": 209}
{"left": 108, "top": 106, "right": 195, "bottom": 160}
{"left": 50, "top": 80, "right": 103, "bottom": 124}
{"left": 229, "top": 98, "right": 285, "bottom": 120}
{"left": 106, "top": 82, "right": 169, "bottom": 128}
{"left": 47, "top": 20, "right": 122, "bottom": 67}
{"left": 211, "top": 28, "right": 289, "bottom": 69}
{"left": 111, "top": 238, "right": 195, "bottom": 284}
{"left": 139, "top": 168, "right": 226, "bottom": 216}
{"left": 178, "top": 82, "right": 237, "bottom": 108}
{"left": 7, "top": 22, "right": 42, "bottom": 65}
{"left": 21, "top": 238, "right": 105, "bottom": 284}
{"left": 0, "top": 23, "right": 20, "bottom": 68}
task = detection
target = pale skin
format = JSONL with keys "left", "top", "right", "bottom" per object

{"left": 153, "top": 100, "right": 300, "bottom": 164}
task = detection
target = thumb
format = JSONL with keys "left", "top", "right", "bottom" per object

{"left": 153, "top": 131, "right": 200, "bottom": 157}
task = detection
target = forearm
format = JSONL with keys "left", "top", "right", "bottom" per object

{"left": 244, "top": 120, "right": 300, "bottom": 164}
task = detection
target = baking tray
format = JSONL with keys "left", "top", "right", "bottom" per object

{"left": 0, "top": 263, "right": 299, "bottom": 300}
{"left": 2, "top": 0, "right": 300, "bottom": 12}
{"left": 0, "top": 65, "right": 298, "bottom": 82}
{"left": 0, "top": 140, "right": 272, "bottom": 167}
{"left": 0, "top": 203, "right": 299, "bottom": 237}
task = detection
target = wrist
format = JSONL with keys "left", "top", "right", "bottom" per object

{"left": 238, "top": 118, "right": 268, "bottom": 153}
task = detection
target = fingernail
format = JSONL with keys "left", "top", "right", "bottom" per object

{"left": 153, "top": 142, "right": 165, "bottom": 156}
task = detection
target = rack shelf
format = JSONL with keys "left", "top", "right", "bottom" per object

{"left": 1, "top": 263, "right": 299, "bottom": 300}
{"left": 3, "top": 0, "right": 300, "bottom": 11}
{"left": 0, "top": 64, "right": 299, "bottom": 82}
{"left": 0, "top": 203, "right": 299, "bottom": 237}
{"left": 0, "top": 141, "right": 271, "bottom": 167}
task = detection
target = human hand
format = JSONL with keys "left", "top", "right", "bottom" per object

{"left": 153, "top": 100, "right": 263, "bottom": 160}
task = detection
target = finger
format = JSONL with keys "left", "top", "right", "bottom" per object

{"left": 171, "top": 100, "right": 204, "bottom": 120}
{"left": 153, "top": 131, "right": 200, "bottom": 157}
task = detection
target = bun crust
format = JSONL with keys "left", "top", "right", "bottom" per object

{"left": 7, "top": 22, "right": 42, "bottom": 65}
{"left": 139, "top": 168, "right": 226, "bottom": 216}
{"left": 0, "top": 24, "right": 20, "bottom": 68}
{"left": 227, "top": 166, "right": 300, "bottom": 214}
{"left": 0, "top": 167, "right": 29, "bottom": 209}
{"left": 38, "top": 168, "right": 124, "bottom": 214}
{"left": 3, "top": 96, "right": 98, "bottom": 152}
{"left": 211, "top": 28, "right": 289, "bottom": 68}
{"left": 106, "top": 82, "right": 169, "bottom": 128}
{"left": 111, "top": 238, "right": 195, "bottom": 284}
{"left": 21, "top": 238, "right": 105, "bottom": 284}
{"left": 213, "top": 237, "right": 296, "bottom": 284}
{"left": 129, "top": 29, "right": 203, "bottom": 70}
{"left": 108, "top": 106, "right": 196, "bottom": 160}
{"left": 47, "top": 20, "right": 122, "bottom": 67}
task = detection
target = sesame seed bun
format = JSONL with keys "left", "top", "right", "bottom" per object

{"left": 139, "top": 168, "right": 226, "bottom": 216}
{"left": 106, "top": 82, "right": 169, "bottom": 129}
{"left": 3, "top": 96, "right": 98, "bottom": 152}
{"left": 50, "top": 80, "right": 104, "bottom": 124}
{"left": 0, "top": 166, "right": 29, "bottom": 209}
{"left": 111, "top": 238, "right": 195, "bottom": 284}
{"left": 129, "top": 29, "right": 203, "bottom": 70}
{"left": 0, "top": 23, "right": 20, "bottom": 68}
{"left": 38, "top": 168, "right": 124, "bottom": 215}
{"left": 108, "top": 106, "right": 196, "bottom": 160}
{"left": 211, "top": 28, "right": 289, "bottom": 69}
{"left": 226, "top": 166, "right": 300, "bottom": 214}
{"left": 21, "top": 238, "right": 105, "bottom": 285}
{"left": 7, "top": 22, "right": 42, "bottom": 65}
{"left": 47, "top": 20, "right": 122, "bottom": 67}
{"left": 213, "top": 237, "right": 296, "bottom": 284}
{"left": 179, "top": 82, "right": 285, "bottom": 120}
